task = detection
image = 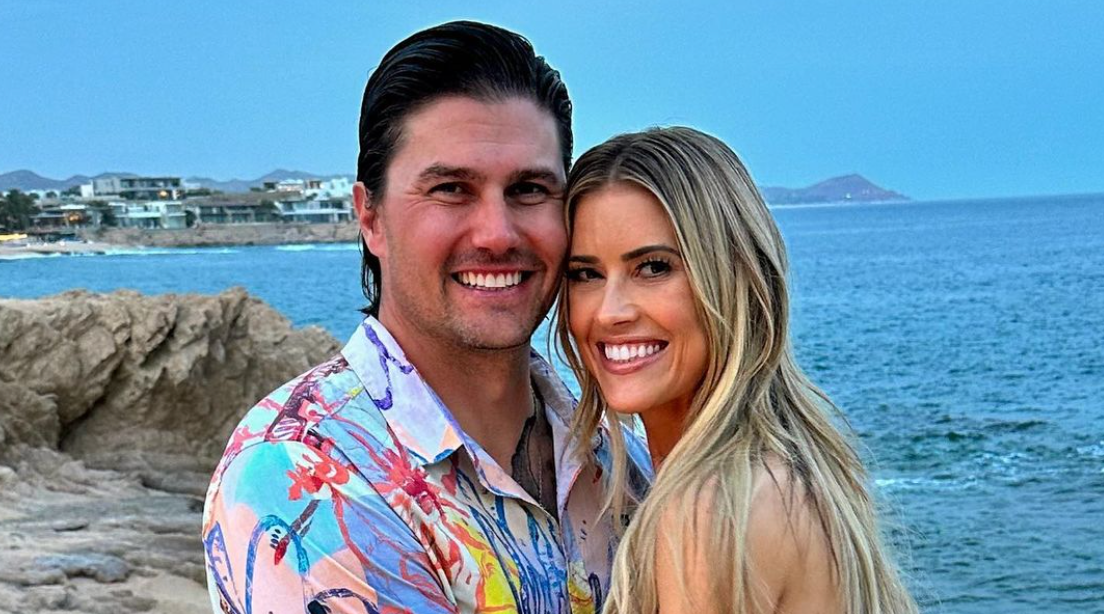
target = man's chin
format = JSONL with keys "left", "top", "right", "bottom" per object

{"left": 458, "top": 328, "right": 533, "bottom": 352}
{"left": 451, "top": 314, "right": 541, "bottom": 352}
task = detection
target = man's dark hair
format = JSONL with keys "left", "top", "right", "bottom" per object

{"left": 355, "top": 20, "right": 573, "bottom": 317}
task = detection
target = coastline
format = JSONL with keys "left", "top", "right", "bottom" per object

{"left": 0, "top": 240, "right": 115, "bottom": 258}
{"left": 0, "top": 288, "right": 341, "bottom": 613}
{"left": 79, "top": 221, "right": 359, "bottom": 248}
{"left": 0, "top": 222, "right": 359, "bottom": 259}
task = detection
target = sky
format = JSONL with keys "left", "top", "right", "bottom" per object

{"left": 1, "top": 0, "right": 1102, "bottom": 200}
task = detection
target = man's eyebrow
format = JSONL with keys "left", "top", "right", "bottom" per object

{"left": 509, "top": 168, "right": 564, "bottom": 186}
{"left": 621, "top": 244, "right": 680, "bottom": 262}
{"left": 417, "top": 164, "right": 484, "bottom": 183}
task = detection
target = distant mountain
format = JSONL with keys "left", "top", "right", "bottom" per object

{"left": 0, "top": 170, "right": 136, "bottom": 191}
{"left": 185, "top": 169, "right": 353, "bottom": 193}
{"left": 6, "top": 168, "right": 904, "bottom": 204}
{"left": 1, "top": 169, "right": 351, "bottom": 193}
{"left": 762, "top": 174, "right": 908, "bottom": 205}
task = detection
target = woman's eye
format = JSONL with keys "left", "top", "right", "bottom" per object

{"left": 566, "top": 267, "right": 600, "bottom": 282}
{"left": 639, "top": 259, "right": 672, "bottom": 278}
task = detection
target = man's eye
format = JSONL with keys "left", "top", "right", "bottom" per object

{"left": 638, "top": 258, "right": 672, "bottom": 278}
{"left": 507, "top": 182, "right": 550, "bottom": 205}
{"left": 566, "top": 267, "right": 601, "bottom": 282}
{"left": 430, "top": 183, "right": 467, "bottom": 200}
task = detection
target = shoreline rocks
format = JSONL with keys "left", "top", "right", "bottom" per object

{"left": 0, "top": 288, "right": 341, "bottom": 613}
{"left": 79, "top": 221, "right": 359, "bottom": 248}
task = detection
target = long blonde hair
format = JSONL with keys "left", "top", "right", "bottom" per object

{"left": 555, "top": 127, "right": 917, "bottom": 614}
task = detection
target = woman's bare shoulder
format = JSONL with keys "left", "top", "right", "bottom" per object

{"left": 653, "top": 461, "right": 841, "bottom": 614}
{"left": 747, "top": 459, "right": 841, "bottom": 614}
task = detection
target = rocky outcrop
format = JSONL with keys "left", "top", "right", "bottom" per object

{"left": 0, "top": 288, "right": 341, "bottom": 613}
{"left": 80, "top": 222, "right": 359, "bottom": 248}
{"left": 761, "top": 174, "right": 909, "bottom": 205}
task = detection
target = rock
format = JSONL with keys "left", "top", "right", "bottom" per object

{"left": 0, "top": 287, "right": 340, "bottom": 468}
{"left": 80, "top": 221, "right": 358, "bottom": 248}
{"left": 0, "top": 465, "right": 15, "bottom": 488}
{"left": 0, "top": 288, "right": 341, "bottom": 613}
{"left": 35, "top": 553, "right": 131, "bottom": 583}
{"left": 25, "top": 585, "right": 71, "bottom": 609}
{"left": 0, "top": 563, "right": 67, "bottom": 586}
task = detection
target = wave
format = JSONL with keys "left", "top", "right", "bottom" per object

{"left": 875, "top": 475, "right": 977, "bottom": 492}
{"left": 100, "top": 248, "right": 240, "bottom": 257}
{"left": 0, "top": 252, "right": 65, "bottom": 261}
{"left": 1076, "top": 441, "right": 1104, "bottom": 458}
{"left": 274, "top": 243, "right": 358, "bottom": 252}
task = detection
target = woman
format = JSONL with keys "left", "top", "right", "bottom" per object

{"left": 556, "top": 127, "right": 917, "bottom": 614}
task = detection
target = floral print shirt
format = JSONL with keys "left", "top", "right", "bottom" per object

{"left": 202, "top": 317, "right": 651, "bottom": 614}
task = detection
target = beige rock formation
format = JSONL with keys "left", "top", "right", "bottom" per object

{"left": 80, "top": 222, "right": 359, "bottom": 248}
{"left": 0, "top": 288, "right": 341, "bottom": 613}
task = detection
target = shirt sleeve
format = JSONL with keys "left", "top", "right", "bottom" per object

{"left": 203, "top": 439, "right": 458, "bottom": 614}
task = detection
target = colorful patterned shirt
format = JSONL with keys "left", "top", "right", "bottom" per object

{"left": 202, "top": 317, "right": 651, "bottom": 614}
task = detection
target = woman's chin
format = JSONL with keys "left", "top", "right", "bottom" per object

{"left": 602, "top": 393, "right": 650, "bottom": 416}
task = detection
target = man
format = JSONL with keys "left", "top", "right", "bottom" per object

{"left": 203, "top": 21, "right": 649, "bottom": 614}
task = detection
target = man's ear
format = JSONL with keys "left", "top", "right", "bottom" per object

{"left": 353, "top": 181, "right": 386, "bottom": 258}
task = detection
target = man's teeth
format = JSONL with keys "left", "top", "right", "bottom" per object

{"left": 458, "top": 271, "right": 523, "bottom": 289}
{"left": 603, "top": 343, "right": 662, "bottom": 362}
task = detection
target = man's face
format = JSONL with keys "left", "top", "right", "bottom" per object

{"left": 358, "top": 95, "right": 568, "bottom": 352}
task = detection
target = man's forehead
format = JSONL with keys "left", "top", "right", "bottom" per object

{"left": 391, "top": 95, "right": 562, "bottom": 167}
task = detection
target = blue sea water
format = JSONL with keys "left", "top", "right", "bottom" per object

{"left": 2, "top": 194, "right": 1102, "bottom": 612}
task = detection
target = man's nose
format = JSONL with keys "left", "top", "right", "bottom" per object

{"left": 469, "top": 195, "right": 521, "bottom": 254}
{"left": 595, "top": 279, "right": 639, "bottom": 327}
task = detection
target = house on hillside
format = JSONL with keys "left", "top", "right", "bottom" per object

{"left": 112, "top": 201, "right": 187, "bottom": 229}
{"left": 187, "top": 192, "right": 281, "bottom": 224}
{"left": 31, "top": 202, "right": 93, "bottom": 228}
{"left": 274, "top": 193, "right": 352, "bottom": 224}
{"left": 93, "top": 176, "right": 185, "bottom": 200}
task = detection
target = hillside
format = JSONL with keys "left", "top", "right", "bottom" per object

{"left": 0, "top": 169, "right": 351, "bottom": 193}
{"left": 761, "top": 174, "right": 908, "bottom": 204}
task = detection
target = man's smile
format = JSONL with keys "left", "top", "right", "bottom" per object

{"left": 452, "top": 270, "right": 533, "bottom": 290}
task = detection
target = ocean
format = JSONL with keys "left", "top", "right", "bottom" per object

{"left": 2, "top": 194, "right": 1102, "bottom": 612}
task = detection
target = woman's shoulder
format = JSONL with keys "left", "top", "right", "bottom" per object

{"left": 750, "top": 459, "right": 841, "bottom": 613}
{"left": 655, "top": 458, "right": 840, "bottom": 614}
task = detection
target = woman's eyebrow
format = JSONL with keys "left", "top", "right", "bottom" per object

{"left": 568, "top": 254, "right": 599, "bottom": 264}
{"left": 621, "top": 244, "right": 679, "bottom": 262}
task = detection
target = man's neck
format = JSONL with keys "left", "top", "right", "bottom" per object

{"left": 379, "top": 311, "right": 535, "bottom": 472}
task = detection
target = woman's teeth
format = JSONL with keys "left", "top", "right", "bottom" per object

{"left": 458, "top": 271, "right": 523, "bottom": 289}
{"left": 603, "top": 343, "right": 663, "bottom": 363}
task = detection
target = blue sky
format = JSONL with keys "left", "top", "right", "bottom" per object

{"left": 1, "top": 0, "right": 1102, "bottom": 200}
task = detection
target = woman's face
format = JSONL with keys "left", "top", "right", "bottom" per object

{"left": 567, "top": 182, "right": 709, "bottom": 423}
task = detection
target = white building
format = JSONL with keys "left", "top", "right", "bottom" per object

{"left": 93, "top": 176, "right": 184, "bottom": 200}
{"left": 305, "top": 177, "right": 353, "bottom": 200}
{"left": 92, "top": 176, "right": 123, "bottom": 196}
{"left": 112, "top": 201, "right": 187, "bottom": 229}
{"left": 275, "top": 194, "right": 352, "bottom": 223}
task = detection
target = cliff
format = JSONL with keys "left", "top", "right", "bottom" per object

{"left": 80, "top": 221, "right": 359, "bottom": 248}
{"left": 0, "top": 288, "right": 341, "bottom": 612}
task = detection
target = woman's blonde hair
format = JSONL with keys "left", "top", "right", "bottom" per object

{"left": 554, "top": 127, "right": 917, "bottom": 614}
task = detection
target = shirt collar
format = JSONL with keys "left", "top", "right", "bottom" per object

{"left": 341, "top": 316, "right": 464, "bottom": 467}
{"left": 341, "top": 317, "right": 595, "bottom": 504}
